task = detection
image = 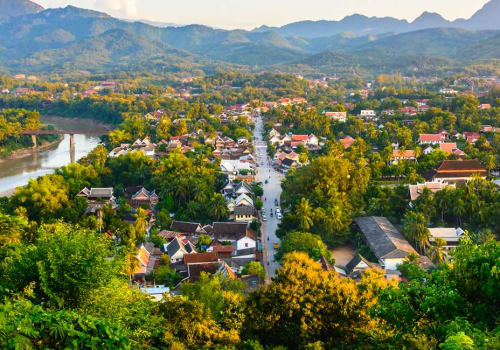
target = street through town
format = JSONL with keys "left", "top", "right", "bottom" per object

{"left": 254, "top": 114, "right": 284, "bottom": 282}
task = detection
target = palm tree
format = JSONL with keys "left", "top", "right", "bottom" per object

{"left": 175, "top": 179, "right": 191, "bottom": 204}
{"left": 295, "top": 197, "right": 314, "bottom": 231}
{"left": 404, "top": 252, "right": 420, "bottom": 264}
{"left": 134, "top": 208, "right": 149, "bottom": 241}
{"left": 211, "top": 193, "right": 228, "bottom": 221}
{"left": 402, "top": 211, "right": 430, "bottom": 253}
{"left": 96, "top": 207, "right": 104, "bottom": 233}
{"left": 453, "top": 197, "right": 466, "bottom": 226}
{"left": 428, "top": 237, "right": 447, "bottom": 265}
{"left": 124, "top": 245, "right": 141, "bottom": 284}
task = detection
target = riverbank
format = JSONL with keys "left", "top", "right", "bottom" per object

{"left": 0, "top": 187, "right": 17, "bottom": 197}
{"left": 0, "top": 136, "right": 63, "bottom": 163}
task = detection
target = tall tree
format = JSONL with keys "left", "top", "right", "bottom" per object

{"left": 294, "top": 197, "right": 314, "bottom": 231}
{"left": 428, "top": 237, "right": 447, "bottom": 265}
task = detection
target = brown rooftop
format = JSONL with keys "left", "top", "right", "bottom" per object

{"left": 184, "top": 252, "right": 218, "bottom": 265}
{"left": 436, "top": 160, "right": 486, "bottom": 172}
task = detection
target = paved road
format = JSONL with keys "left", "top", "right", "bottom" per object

{"left": 253, "top": 115, "right": 283, "bottom": 282}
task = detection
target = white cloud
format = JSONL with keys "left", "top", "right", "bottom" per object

{"left": 94, "top": 0, "right": 138, "bottom": 18}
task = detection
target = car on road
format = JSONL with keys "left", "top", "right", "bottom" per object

{"left": 274, "top": 198, "right": 279, "bottom": 206}
{"left": 265, "top": 179, "right": 268, "bottom": 184}
{"left": 261, "top": 214, "right": 267, "bottom": 221}
{"left": 276, "top": 208, "right": 281, "bottom": 215}
{"left": 277, "top": 213, "right": 282, "bottom": 220}
{"left": 273, "top": 243, "right": 279, "bottom": 250}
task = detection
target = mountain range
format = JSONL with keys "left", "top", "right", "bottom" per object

{"left": 1, "top": 0, "right": 500, "bottom": 75}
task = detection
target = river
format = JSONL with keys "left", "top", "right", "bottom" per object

{"left": 0, "top": 116, "right": 110, "bottom": 195}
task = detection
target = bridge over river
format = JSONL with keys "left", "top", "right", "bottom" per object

{"left": 23, "top": 129, "right": 108, "bottom": 163}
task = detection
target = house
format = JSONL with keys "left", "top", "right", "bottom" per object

{"left": 140, "top": 285, "right": 170, "bottom": 301}
{"left": 425, "top": 160, "right": 487, "bottom": 183}
{"left": 293, "top": 97, "right": 307, "bottom": 104}
{"left": 125, "top": 186, "right": 159, "bottom": 208}
{"left": 439, "top": 88, "right": 458, "bottom": 95}
{"left": 479, "top": 104, "right": 491, "bottom": 110}
{"left": 210, "top": 243, "right": 235, "bottom": 259}
{"left": 269, "top": 135, "right": 281, "bottom": 145}
{"left": 220, "top": 160, "right": 252, "bottom": 178}
{"left": 463, "top": 132, "right": 480, "bottom": 143}
{"left": 278, "top": 98, "right": 292, "bottom": 106}
{"left": 428, "top": 227, "right": 465, "bottom": 250}
{"left": 77, "top": 187, "right": 116, "bottom": 205}
{"left": 133, "top": 244, "right": 152, "bottom": 282}
{"left": 187, "top": 261, "right": 236, "bottom": 282}
{"left": 319, "top": 256, "right": 347, "bottom": 277}
{"left": 222, "top": 181, "right": 235, "bottom": 197}
{"left": 234, "top": 181, "right": 253, "bottom": 197}
{"left": 234, "top": 205, "right": 255, "bottom": 223}
{"left": 450, "top": 130, "right": 463, "bottom": 139}
{"left": 481, "top": 125, "right": 494, "bottom": 133}
{"left": 184, "top": 252, "right": 218, "bottom": 265}
{"left": 307, "top": 134, "right": 319, "bottom": 147}
{"left": 422, "top": 145, "right": 434, "bottom": 155}
{"left": 415, "top": 99, "right": 429, "bottom": 107}
{"left": 170, "top": 221, "right": 206, "bottom": 235}
{"left": 164, "top": 236, "right": 189, "bottom": 264}
{"left": 400, "top": 107, "right": 417, "bottom": 116}
{"left": 439, "top": 143, "right": 466, "bottom": 158}
{"left": 234, "top": 193, "right": 254, "bottom": 207}
{"left": 281, "top": 158, "right": 299, "bottom": 172}
{"left": 419, "top": 134, "right": 445, "bottom": 145}
{"left": 291, "top": 135, "right": 308, "bottom": 146}
{"left": 345, "top": 253, "right": 379, "bottom": 276}
{"left": 339, "top": 135, "right": 356, "bottom": 149}
{"left": 325, "top": 111, "right": 347, "bottom": 122}
{"left": 390, "top": 150, "right": 416, "bottom": 164}
{"left": 409, "top": 182, "right": 456, "bottom": 201}
{"left": 269, "top": 128, "right": 280, "bottom": 138}
{"left": 212, "top": 222, "right": 256, "bottom": 252}
{"left": 354, "top": 216, "right": 419, "bottom": 270}
{"left": 359, "top": 110, "right": 376, "bottom": 118}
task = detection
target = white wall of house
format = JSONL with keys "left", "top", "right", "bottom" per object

{"left": 236, "top": 237, "right": 256, "bottom": 251}
{"left": 308, "top": 136, "right": 319, "bottom": 146}
{"left": 170, "top": 250, "right": 185, "bottom": 264}
{"left": 381, "top": 258, "right": 405, "bottom": 270}
{"left": 235, "top": 214, "right": 255, "bottom": 222}
{"left": 353, "top": 260, "right": 369, "bottom": 271}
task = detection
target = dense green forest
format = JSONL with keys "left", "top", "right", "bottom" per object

{"left": 0, "top": 108, "right": 59, "bottom": 157}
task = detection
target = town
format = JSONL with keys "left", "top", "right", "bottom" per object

{"left": 0, "top": 0, "right": 499, "bottom": 349}
{"left": 1, "top": 69, "right": 499, "bottom": 349}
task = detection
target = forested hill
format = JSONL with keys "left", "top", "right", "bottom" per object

{"left": 1, "top": 2, "right": 500, "bottom": 75}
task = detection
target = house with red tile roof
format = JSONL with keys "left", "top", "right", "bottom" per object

{"left": 419, "top": 134, "right": 445, "bottom": 145}
{"left": 339, "top": 135, "right": 356, "bottom": 149}
{"left": 439, "top": 143, "right": 466, "bottom": 158}
{"left": 463, "top": 132, "right": 480, "bottom": 143}
{"left": 425, "top": 160, "right": 487, "bottom": 183}
{"left": 390, "top": 150, "right": 417, "bottom": 164}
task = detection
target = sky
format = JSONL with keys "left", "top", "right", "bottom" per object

{"left": 35, "top": 0, "right": 491, "bottom": 30}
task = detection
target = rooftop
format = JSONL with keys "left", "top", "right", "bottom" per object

{"left": 354, "top": 216, "right": 417, "bottom": 260}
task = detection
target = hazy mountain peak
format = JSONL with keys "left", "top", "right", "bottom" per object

{"left": 465, "top": 0, "right": 500, "bottom": 29}
{"left": 0, "top": 0, "right": 43, "bottom": 19}
{"left": 412, "top": 11, "right": 450, "bottom": 29}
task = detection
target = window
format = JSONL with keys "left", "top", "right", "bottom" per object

{"left": 245, "top": 243, "right": 248, "bottom": 247}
